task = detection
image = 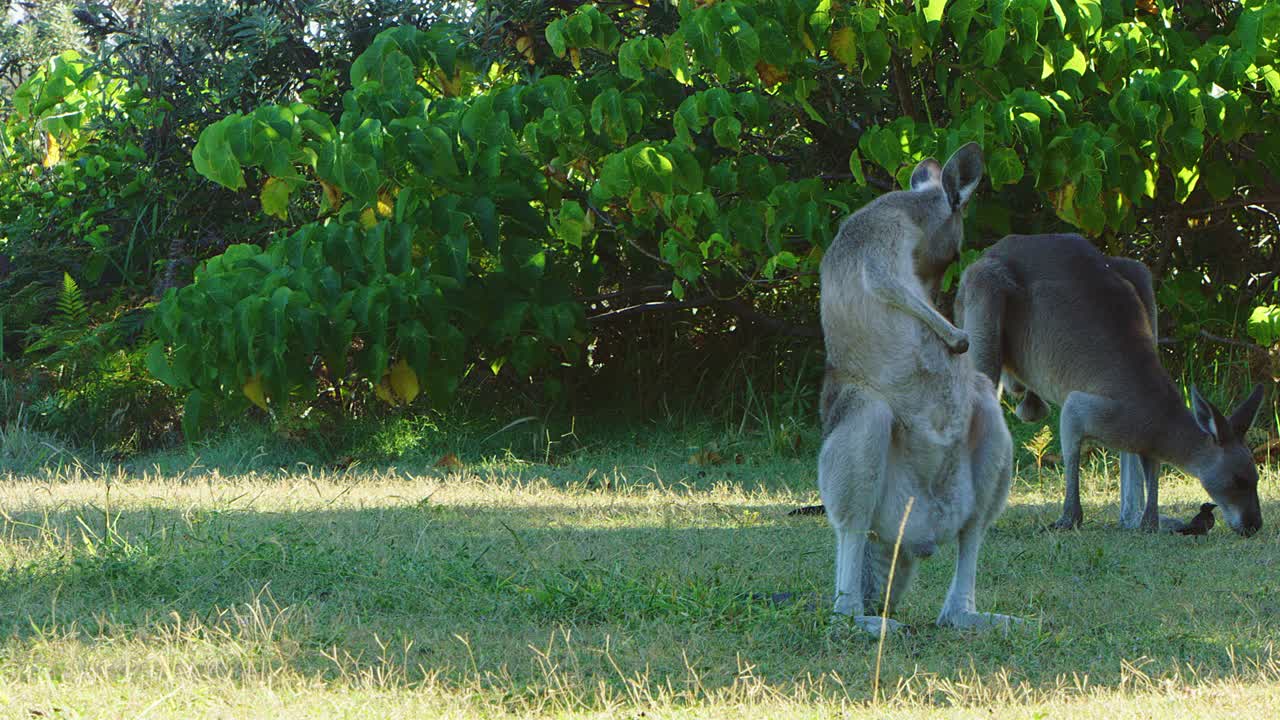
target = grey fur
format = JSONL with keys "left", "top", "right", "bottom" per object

{"left": 955, "top": 233, "right": 1264, "bottom": 536}
{"left": 818, "top": 143, "right": 1019, "bottom": 635}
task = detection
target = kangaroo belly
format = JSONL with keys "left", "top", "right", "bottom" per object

{"left": 874, "top": 435, "right": 976, "bottom": 553}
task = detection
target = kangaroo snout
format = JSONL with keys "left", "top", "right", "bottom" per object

{"left": 1236, "top": 516, "right": 1261, "bottom": 538}
{"left": 1223, "top": 503, "right": 1262, "bottom": 537}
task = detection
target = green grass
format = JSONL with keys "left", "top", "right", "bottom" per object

{"left": 0, "top": 424, "right": 1279, "bottom": 718}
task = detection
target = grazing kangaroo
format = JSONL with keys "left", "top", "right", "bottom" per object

{"left": 955, "top": 233, "right": 1264, "bottom": 536}
{"left": 819, "top": 143, "right": 1019, "bottom": 635}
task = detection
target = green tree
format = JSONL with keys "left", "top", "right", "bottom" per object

{"left": 157, "top": 0, "right": 1279, "bottom": 432}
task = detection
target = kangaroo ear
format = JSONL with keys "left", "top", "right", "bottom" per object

{"left": 910, "top": 158, "right": 942, "bottom": 190}
{"left": 1190, "top": 385, "right": 1233, "bottom": 445}
{"left": 941, "top": 142, "right": 984, "bottom": 211}
{"left": 1228, "top": 383, "right": 1264, "bottom": 440}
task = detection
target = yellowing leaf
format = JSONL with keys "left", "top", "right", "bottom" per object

{"left": 829, "top": 27, "right": 857, "bottom": 69}
{"left": 389, "top": 358, "right": 420, "bottom": 404}
{"left": 376, "top": 190, "right": 395, "bottom": 217}
{"left": 755, "top": 61, "right": 788, "bottom": 88}
{"left": 433, "top": 68, "right": 464, "bottom": 97}
{"left": 374, "top": 379, "right": 395, "bottom": 404}
{"left": 243, "top": 375, "right": 269, "bottom": 411}
{"left": 515, "top": 35, "right": 536, "bottom": 65}
{"left": 42, "top": 134, "right": 61, "bottom": 168}
{"left": 359, "top": 207, "right": 378, "bottom": 229}
{"left": 801, "top": 30, "right": 817, "bottom": 54}
{"left": 569, "top": 48, "right": 581, "bottom": 71}
{"left": 261, "top": 177, "right": 291, "bottom": 220}
{"left": 319, "top": 179, "right": 343, "bottom": 215}
{"left": 1049, "top": 183, "right": 1081, "bottom": 226}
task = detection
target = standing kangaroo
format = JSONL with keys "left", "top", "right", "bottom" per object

{"left": 956, "top": 233, "right": 1264, "bottom": 536}
{"left": 789, "top": 184, "right": 966, "bottom": 519}
{"left": 820, "top": 143, "right": 1019, "bottom": 634}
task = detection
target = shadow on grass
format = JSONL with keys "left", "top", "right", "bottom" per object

{"left": 1, "top": 497, "right": 1278, "bottom": 703}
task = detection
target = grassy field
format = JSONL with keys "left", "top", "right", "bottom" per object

{"left": 0, "top": 423, "right": 1278, "bottom": 718}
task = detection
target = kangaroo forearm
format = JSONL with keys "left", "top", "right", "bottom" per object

{"left": 878, "top": 282, "right": 961, "bottom": 341}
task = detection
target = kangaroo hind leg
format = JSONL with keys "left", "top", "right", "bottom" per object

{"left": 1108, "top": 257, "right": 1162, "bottom": 532}
{"left": 939, "top": 385, "right": 1019, "bottom": 630}
{"left": 956, "top": 257, "right": 1017, "bottom": 388}
{"left": 1055, "top": 392, "right": 1132, "bottom": 530}
{"left": 819, "top": 389, "right": 900, "bottom": 635}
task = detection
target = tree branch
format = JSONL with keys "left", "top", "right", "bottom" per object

{"left": 717, "top": 300, "right": 822, "bottom": 338}
{"left": 889, "top": 54, "right": 918, "bottom": 122}
{"left": 819, "top": 171, "right": 894, "bottom": 192}
{"left": 1196, "top": 329, "right": 1266, "bottom": 353}
{"left": 1158, "top": 329, "right": 1267, "bottom": 355}
{"left": 1173, "top": 192, "right": 1280, "bottom": 217}
{"left": 586, "top": 294, "right": 822, "bottom": 338}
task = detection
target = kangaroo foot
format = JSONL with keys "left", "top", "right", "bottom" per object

{"left": 1138, "top": 510, "right": 1160, "bottom": 533}
{"left": 1050, "top": 513, "right": 1082, "bottom": 530}
{"left": 830, "top": 614, "right": 904, "bottom": 638}
{"left": 938, "top": 611, "right": 1025, "bottom": 632}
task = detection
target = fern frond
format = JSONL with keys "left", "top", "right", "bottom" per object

{"left": 57, "top": 272, "right": 89, "bottom": 327}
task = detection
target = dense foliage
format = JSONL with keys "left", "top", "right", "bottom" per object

{"left": 2, "top": 0, "right": 1278, "bottom": 447}
{"left": 0, "top": 0, "right": 460, "bottom": 447}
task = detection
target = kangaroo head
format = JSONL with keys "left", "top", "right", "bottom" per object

{"left": 1189, "top": 384, "right": 1265, "bottom": 536}
{"left": 908, "top": 142, "right": 984, "bottom": 295}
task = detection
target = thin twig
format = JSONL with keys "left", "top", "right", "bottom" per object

{"left": 578, "top": 284, "right": 668, "bottom": 304}
{"left": 587, "top": 297, "right": 715, "bottom": 322}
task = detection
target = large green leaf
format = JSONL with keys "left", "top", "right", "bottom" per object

{"left": 556, "top": 201, "right": 589, "bottom": 249}
{"left": 630, "top": 146, "right": 674, "bottom": 194}
{"left": 145, "top": 342, "right": 179, "bottom": 387}
{"left": 182, "top": 390, "right": 205, "bottom": 441}
{"left": 712, "top": 116, "right": 742, "bottom": 150}
{"left": 718, "top": 6, "right": 760, "bottom": 74}
{"left": 1248, "top": 305, "right": 1280, "bottom": 346}
{"left": 192, "top": 116, "right": 247, "bottom": 190}
{"left": 987, "top": 147, "right": 1025, "bottom": 187}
